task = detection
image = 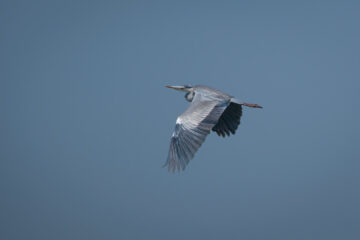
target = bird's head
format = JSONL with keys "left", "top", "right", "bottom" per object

{"left": 166, "top": 85, "right": 195, "bottom": 102}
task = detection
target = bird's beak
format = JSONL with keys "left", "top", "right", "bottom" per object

{"left": 166, "top": 85, "right": 186, "bottom": 91}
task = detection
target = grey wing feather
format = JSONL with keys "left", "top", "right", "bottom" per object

{"left": 164, "top": 94, "right": 229, "bottom": 172}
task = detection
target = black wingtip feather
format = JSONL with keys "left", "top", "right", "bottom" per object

{"left": 212, "top": 103, "right": 242, "bottom": 137}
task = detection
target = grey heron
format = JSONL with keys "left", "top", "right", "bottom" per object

{"left": 164, "top": 85, "right": 262, "bottom": 172}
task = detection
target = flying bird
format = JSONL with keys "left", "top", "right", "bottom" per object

{"left": 164, "top": 85, "right": 262, "bottom": 172}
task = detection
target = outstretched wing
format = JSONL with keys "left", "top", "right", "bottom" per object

{"left": 212, "top": 102, "right": 242, "bottom": 137}
{"left": 164, "top": 95, "right": 229, "bottom": 172}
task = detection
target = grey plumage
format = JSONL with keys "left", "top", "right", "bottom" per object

{"left": 164, "top": 85, "right": 262, "bottom": 172}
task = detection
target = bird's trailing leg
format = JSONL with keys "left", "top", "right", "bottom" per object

{"left": 230, "top": 98, "right": 263, "bottom": 109}
{"left": 241, "top": 102, "right": 263, "bottom": 108}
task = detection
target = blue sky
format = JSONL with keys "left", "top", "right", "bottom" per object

{"left": 1, "top": 1, "right": 360, "bottom": 239}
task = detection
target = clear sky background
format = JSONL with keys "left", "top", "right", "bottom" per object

{"left": 1, "top": 0, "right": 360, "bottom": 239}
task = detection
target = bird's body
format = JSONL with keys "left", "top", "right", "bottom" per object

{"left": 164, "top": 85, "right": 262, "bottom": 172}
